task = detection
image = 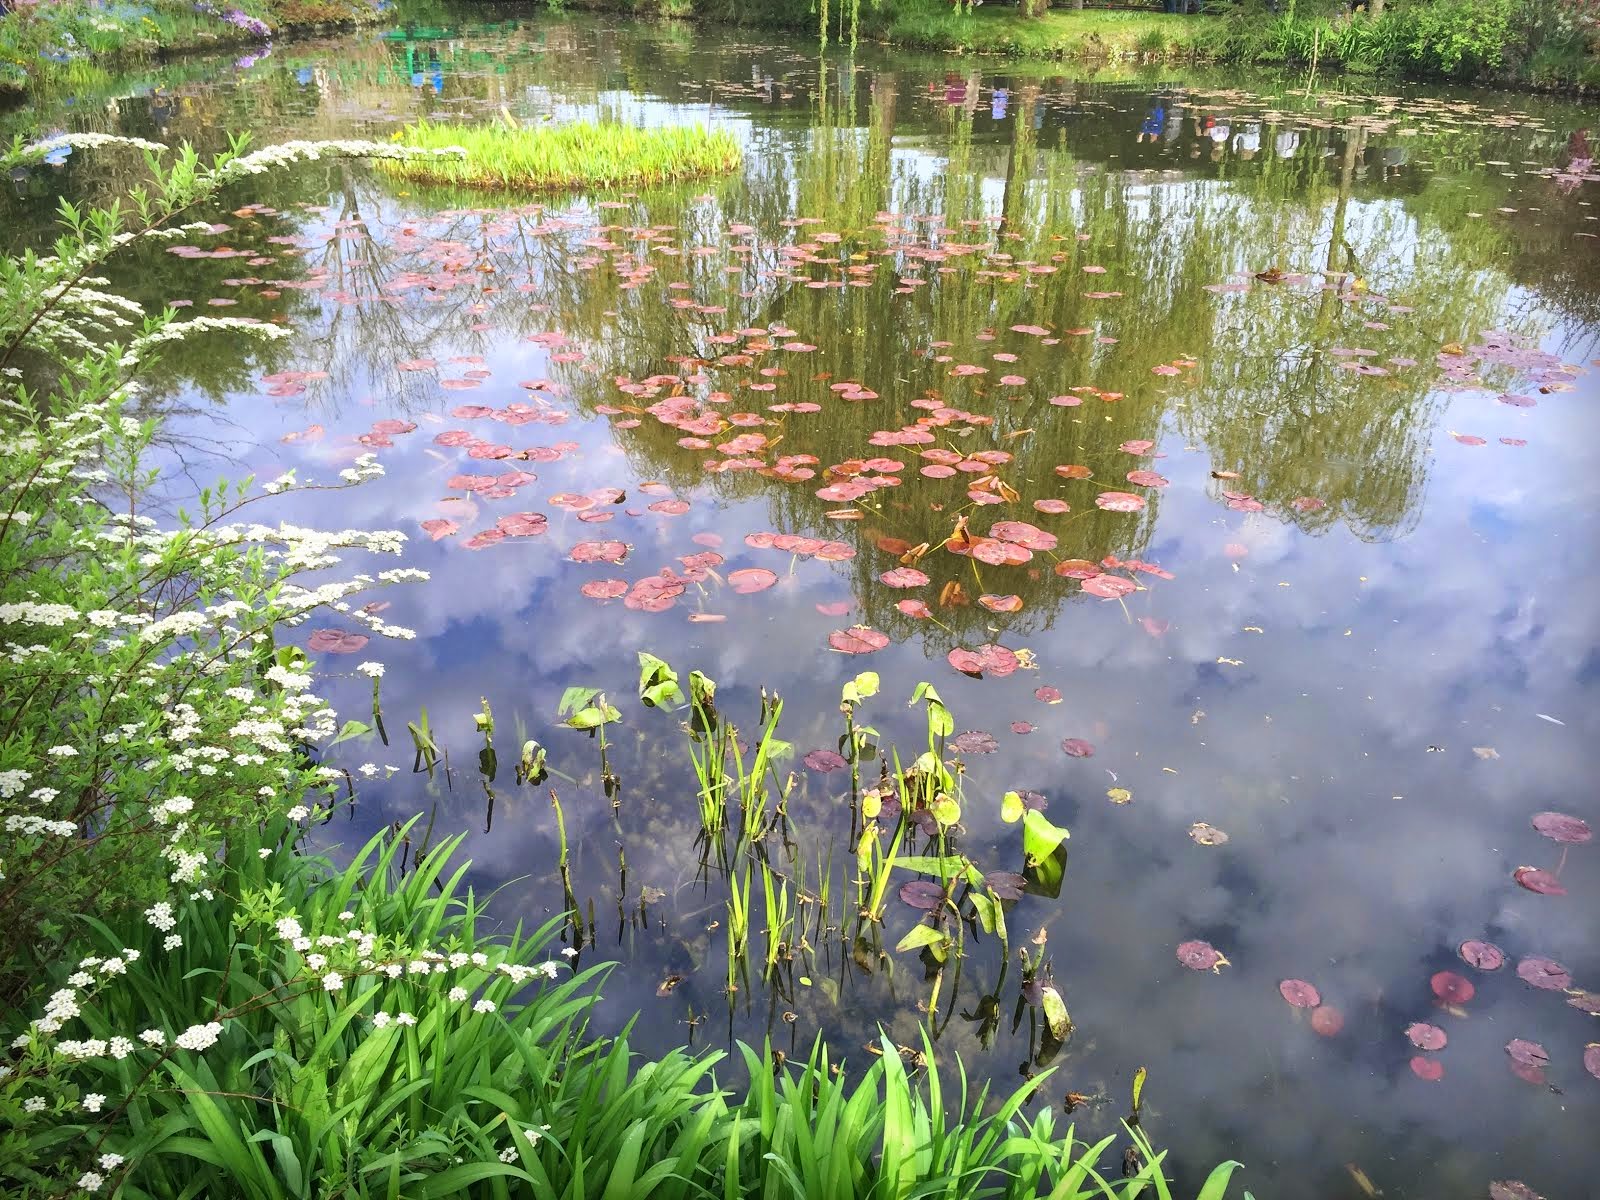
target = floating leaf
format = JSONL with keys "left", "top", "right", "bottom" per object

{"left": 1001, "top": 791, "right": 1025, "bottom": 823}
{"left": 1406, "top": 1023, "right": 1447, "bottom": 1051}
{"left": 1106, "top": 787, "right": 1132, "bottom": 805}
{"left": 570, "top": 540, "right": 630, "bottom": 564}
{"left": 1430, "top": 971, "right": 1475, "bottom": 1004}
{"left": 1585, "top": 1044, "right": 1600, "bottom": 1082}
{"left": 580, "top": 579, "right": 628, "bottom": 599}
{"left": 1176, "top": 940, "right": 1228, "bottom": 973}
{"left": 1488, "top": 1185, "right": 1544, "bottom": 1200}
{"left": 984, "top": 871, "right": 1027, "bottom": 901}
{"left": 1095, "top": 491, "right": 1147, "bottom": 513}
{"left": 1060, "top": 738, "right": 1095, "bottom": 758}
{"left": 829, "top": 626, "right": 889, "bottom": 654}
{"left": 950, "top": 730, "right": 998, "bottom": 755}
{"left": 1082, "top": 575, "right": 1136, "bottom": 600}
{"left": 1505, "top": 1038, "right": 1550, "bottom": 1069}
{"left": 1459, "top": 940, "right": 1505, "bottom": 971}
{"left": 728, "top": 567, "right": 778, "bottom": 594}
{"left": 1409, "top": 1056, "right": 1444, "bottom": 1082}
{"left": 1531, "top": 811, "right": 1591, "bottom": 844}
{"left": 880, "top": 567, "right": 930, "bottom": 589}
{"left": 1189, "top": 822, "right": 1229, "bottom": 846}
{"left": 898, "top": 880, "right": 947, "bottom": 911}
{"left": 1279, "top": 979, "right": 1321, "bottom": 1009}
{"left": 1515, "top": 957, "right": 1572, "bottom": 991}
{"left": 947, "top": 644, "right": 1020, "bottom": 679}
{"left": 1513, "top": 866, "right": 1566, "bottom": 895}
{"left": 1310, "top": 1006, "right": 1344, "bottom": 1037}
{"left": 1022, "top": 809, "right": 1070, "bottom": 861}
{"left": 308, "top": 629, "right": 369, "bottom": 654}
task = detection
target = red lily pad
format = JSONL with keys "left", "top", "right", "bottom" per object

{"left": 947, "top": 644, "right": 1020, "bottom": 679}
{"left": 1176, "top": 940, "right": 1227, "bottom": 972}
{"left": 1055, "top": 464, "right": 1093, "bottom": 480}
{"left": 1095, "top": 492, "right": 1147, "bottom": 513}
{"left": 1119, "top": 439, "right": 1155, "bottom": 454}
{"left": 880, "top": 567, "right": 930, "bottom": 589}
{"left": 1035, "top": 686, "right": 1062, "bottom": 704}
{"left": 1513, "top": 866, "right": 1566, "bottom": 895}
{"left": 496, "top": 513, "right": 548, "bottom": 537}
{"left": 1082, "top": 575, "right": 1136, "bottom": 600}
{"left": 802, "top": 749, "right": 847, "bottom": 772}
{"left": 1310, "top": 1005, "right": 1344, "bottom": 1037}
{"left": 1515, "top": 957, "right": 1572, "bottom": 990}
{"left": 307, "top": 629, "right": 369, "bottom": 654}
{"left": 984, "top": 871, "right": 1027, "bottom": 900}
{"left": 1409, "top": 1056, "right": 1444, "bottom": 1082}
{"left": 1126, "top": 470, "right": 1169, "bottom": 488}
{"left": 1279, "top": 979, "right": 1321, "bottom": 1009}
{"left": 1585, "top": 1044, "right": 1600, "bottom": 1081}
{"left": 1053, "top": 559, "right": 1102, "bottom": 580}
{"left": 829, "top": 626, "right": 889, "bottom": 654}
{"left": 1431, "top": 971, "right": 1475, "bottom": 1004}
{"left": 1531, "top": 811, "right": 1591, "bottom": 844}
{"left": 1489, "top": 1184, "right": 1544, "bottom": 1200}
{"left": 728, "top": 567, "right": 778, "bottom": 594}
{"left": 897, "top": 599, "right": 933, "bottom": 619}
{"left": 898, "top": 880, "right": 947, "bottom": 910}
{"left": 989, "top": 521, "right": 1057, "bottom": 551}
{"left": 1406, "top": 1023, "right": 1447, "bottom": 1051}
{"left": 1061, "top": 738, "right": 1095, "bottom": 758}
{"left": 420, "top": 519, "right": 459, "bottom": 541}
{"left": 1033, "top": 498, "right": 1071, "bottom": 514}
{"left": 580, "top": 579, "right": 628, "bottom": 599}
{"left": 1505, "top": 1038, "right": 1550, "bottom": 1069}
{"left": 570, "top": 541, "right": 630, "bottom": 565}
{"left": 950, "top": 730, "right": 998, "bottom": 754}
{"left": 978, "top": 594, "right": 1024, "bottom": 613}
{"left": 1459, "top": 940, "right": 1505, "bottom": 971}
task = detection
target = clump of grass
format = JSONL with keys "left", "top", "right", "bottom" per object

{"left": 381, "top": 118, "right": 742, "bottom": 192}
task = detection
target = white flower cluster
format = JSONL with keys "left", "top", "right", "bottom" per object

{"left": 14, "top": 132, "right": 169, "bottom": 162}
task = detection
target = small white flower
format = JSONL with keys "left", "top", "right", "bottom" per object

{"left": 78, "top": 1171, "right": 105, "bottom": 1191}
{"left": 139, "top": 1029, "right": 165, "bottom": 1047}
{"left": 338, "top": 911, "right": 354, "bottom": 921}
{"left": 371, "top": 1011, "right": 392, "bottom": 1028}
{"left": 23, "top": 1096, "right": 46, "bottom": 1112}
{"left": 322, "top": 972, "right": 344, "bottom": 992}
{"left": 524, "top": 1124, "right": 550, "bottom": 1144}
{"left": 83, "top": 1091, "right": 105, "bottom": 1111}
{"left": 258, "top": 848, "right": 272, "bottom": 859}
{"left": 47, "top": 745, "right": 79, "bottom": 758}
{"left": 498, "top": 1147, "right": 517, "bottom": 1163}
{"left": 306, "top": 954, "right": 327, "bottom": 971}
{"left": 535, "top": 961, "right": 560, "bottom": 979}
{"left": 473, "top": 999, "right": 496, "bottom": 1014}
{"left": 108, "top": 1037, "right": 133, "bottom": 1060}
{"left": 285, "top": 805, "right": 309, "bottom": 821}
{"left": 276, "top": 917, "right": 303, "bottom": 942}
{"left": 100, "top": 957, "right": 126, "bottom": 976}
{"left": 98, "top": 1152, "right": 124, "bottom": 1169}
{"left": 394, "top": 1012, "right": 417, "bottom": 1026}
{"left": 164, "top": 934, "right": 182, "bottom": 950}
{"left": 560, "top": 947, "right": 579, "bottom": 959}
{"left": 68, "top": 971, "right": 95, "bottom": 986}
{"left": 448, "top": 987, "right": 468, "bottom": 1003}
{"left": 356, "top": 662, "right": 385, "bottom": 678}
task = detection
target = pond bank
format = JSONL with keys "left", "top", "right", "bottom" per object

{"left": 0, "top": 0, "right": 388, "bottom": 96}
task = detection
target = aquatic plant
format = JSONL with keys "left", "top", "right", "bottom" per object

{"left": 380, "top": 118, "right": 743, "bottom": 193}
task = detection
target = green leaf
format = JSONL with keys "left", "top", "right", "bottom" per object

{"left": 566, "top": 701, "right": 621, "bottom": 730}
{"left": 842, "top": 670, "right": 880, "bottom": 705}
{"left": 327, "top": 719, "right": 371, "bottom": 747}
{"left": 931, "top": 795, "right": 961, "bottom": 828}
{"left": 1022, "top": 809, "right": 1069, "bottom": 859}
{"left": 1040, "top": 984, "right": 1072, "bottom": 1042}
{"left": 895, "top": 922, "right": 948, "bottom": 954}
{"left": 1001, "top": 790, "right": 1025, "bottom": 823}
{"left": 637, "top": 651, "right": 684, "bottom": 709}
{"left": 558, "top": 685, "right": 603, "bottom": 717}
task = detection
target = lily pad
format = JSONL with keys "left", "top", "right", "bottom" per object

{"left": 1515, "top": 957, "right": 1571, "bottom": 990}
{"left": 1531, "top": 811, "right": 1591, "bottom": 844}
{"left": 1176, "top": 940, "right": 1228, "bottom": 973}
{"left": 1459, "top": 940, "right": 1505, "bottom": 971}
{"left": 1279, "top": 979, "right": 1321, "bottom": 1009}
{"left": 829, "top": 626, "right": 890, "bottom": 654}
{"left": 1406, "top": 1023, "right": 1447, "bottom": 1051}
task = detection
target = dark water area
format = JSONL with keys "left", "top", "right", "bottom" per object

{"left": 4, "top": 9, "right": 1599, "bottom": 1197}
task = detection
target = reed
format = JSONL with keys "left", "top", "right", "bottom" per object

{"left": 381, "top": 118, "right": 743, "bottom": 192}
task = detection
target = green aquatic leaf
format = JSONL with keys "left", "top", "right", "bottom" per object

{"left": 637, "top": 651, "right": 684, "bottom": 709}
{"left": 1001, "top": 790, "right": 1025, "bottom": 823}
{"left": 1040, "top": 984, "right": 1072, "bottom": 1042}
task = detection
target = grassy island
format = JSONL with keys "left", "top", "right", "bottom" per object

{"left": 382, "top": 120, "right": 744, "bottom": 192}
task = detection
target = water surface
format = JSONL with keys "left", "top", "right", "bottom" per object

{"left": 5, "top": 12, "right": 1599, "bottom": 1197}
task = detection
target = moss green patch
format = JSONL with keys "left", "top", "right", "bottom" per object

{"left": 380, "top": 119, "right": 743, "bottom": 192}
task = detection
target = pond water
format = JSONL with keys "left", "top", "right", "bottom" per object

{"left": 5, "top": 9, "right": 1599, "bottom": 1197}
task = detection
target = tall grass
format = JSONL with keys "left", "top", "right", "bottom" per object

{"left": 382, "top": 119, "right": 744, "bottom": 192}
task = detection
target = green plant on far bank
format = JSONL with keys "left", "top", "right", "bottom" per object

{"left": 380, "top": 117, "right": 744, "bottom": 193}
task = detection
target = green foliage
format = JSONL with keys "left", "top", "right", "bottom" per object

{"left": 381, "top": 120, "right": 743, "bottom": 193}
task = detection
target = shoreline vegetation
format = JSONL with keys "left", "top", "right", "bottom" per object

{"left": 381, "top": 118, "right": 744, "bottom": 191}
{"left": 1, "top": 1, "right": 1597, "bottom": 96}
{"left": 0, "top": 133, "right": 1249, "bottom": 1198}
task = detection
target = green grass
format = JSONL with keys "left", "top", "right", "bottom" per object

{"left": 879, "top": 4, "right": 1223, "bottom": 61}
{"left": 382, "top": 119, "right": 743, "bottom": 192}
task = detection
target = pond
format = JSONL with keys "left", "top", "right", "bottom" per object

{"left": 5, "top": 8, "right": 1598, "bottom": 1197}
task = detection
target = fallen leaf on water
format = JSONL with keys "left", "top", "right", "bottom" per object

{"left": 1513, "top": 866, "right": 1566, "bottom": 895}
{"left": 1189, "top": 822, "right": 1229, "bottom": 846}
{"left": 308, "top": 629, "right": 369, "bottom": 654}
{"left": 1406, "top": 1023, "right": 1447, "bottom": 1051}
{"left": 1106, "top": 787, "right": 1131, "bottom": 805}
{"left": 1531, "top": 811, "right": 1590, "bottom": 844}
{"left": 1279, "top": 979, "right": 1321, "bottom": 1009}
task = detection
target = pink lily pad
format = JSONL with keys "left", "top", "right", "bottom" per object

{"left": 1459, "top": 940, "right": 1505, "bottom": 971}
{"left": 307, "top": 629, "right": 369, "bottom": 654}
{"left": 1513, "top": 866, "right": 1566, "bottom": 895}
{"left": 1406, "top": 1023, "right": 1447, "bottom": 1051}
{"left": 728, "top": 567, "right": 778, "bottom": 594}
{"left": 829, "top": 626, "right": 889, "bottom": 654}
{"left": 1279, "top": 979, "right": 1321, "bottom": 1009}
{"left": 1531, "top": 811, "right": 1591, "bottom": 844}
